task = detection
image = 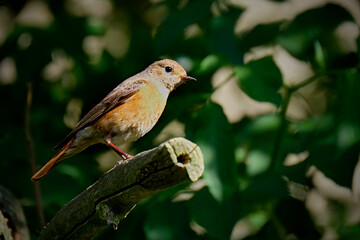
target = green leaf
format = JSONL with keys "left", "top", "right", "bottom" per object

{"left": 246, "top": 150, "right": 271, "bottom": 176}
{"left": 277, "top": 4, "right": 354, "bottom": 60}
{"left": 187, "top": 102, "right": 238, "bottom": 202}
{"left": 307, "top": 137, "right": 360, "bottom": 189}
{"left": 247, "top": 114, "right": 281, "bottom": 136}
{"left": 187, "top": 188, "right": 240, "bottom": 239}
{"left": 154, "top": 0, "right": 212, "bottom": 54}
{"left": 209, "top": 11, "right": 243, "bottom": 64}
{"left": 314, "top": 40, "right": 327, "bottom": 70}
{"left": 235, "top": 56, "right": 283, "bottom": 106}
{"left": 242, "top": 175, "right": 289, "bottom": 202}
{"left": 144, "top": 201, "right": 193, "bottom": 240}
{"left": 85, "top": 18, "right": 107, "bottom": 35}
{"left": 238, "top": 22, "right": 282, "bottom": 51}
{"left": 198, "top": 54, "right": 228, "bottom": 74}
{"left": 339, "top": 225, "right": 360, "bottom": 239}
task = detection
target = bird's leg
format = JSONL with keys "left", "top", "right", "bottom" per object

{"left": 104, "top": 137, "right": 132, "bottom": 161}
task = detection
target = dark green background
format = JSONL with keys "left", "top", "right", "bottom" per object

{"left": 1, "top": 0, "right": 359, "bottom": 239}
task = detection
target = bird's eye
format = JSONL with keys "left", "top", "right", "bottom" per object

{"left": 165, "top": 66, "right": 172, "bottom": 73}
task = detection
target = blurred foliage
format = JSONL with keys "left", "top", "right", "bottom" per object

{"left": 1, "top": 0, "right": 360, "bottom": 239}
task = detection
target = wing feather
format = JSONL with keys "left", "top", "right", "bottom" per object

{"left": 54, "top": 79, "right": 147, "bottom": 149}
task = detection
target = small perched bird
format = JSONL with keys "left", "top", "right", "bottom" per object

{"left": 31, "top": 59, "right": 195, "bottom": 181}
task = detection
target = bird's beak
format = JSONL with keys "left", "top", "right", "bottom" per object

{"left": 181, "top": 75, "right": 197, "bottom": 82}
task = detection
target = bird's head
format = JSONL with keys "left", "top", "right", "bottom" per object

{"left": 147, "top": 59, "right": 196, "bottom": 92}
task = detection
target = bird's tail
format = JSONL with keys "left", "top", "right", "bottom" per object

{"left": 31, "top": 139, "right": 74, "bottom": 182}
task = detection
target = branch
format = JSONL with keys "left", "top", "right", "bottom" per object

{"left": 38, "top": 137, "right": 204, "bottom": 240}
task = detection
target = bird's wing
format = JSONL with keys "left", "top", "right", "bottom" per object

{"left": 54, "top": 79, "right": 147, "bottom": 150}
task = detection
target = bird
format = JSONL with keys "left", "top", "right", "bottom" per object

{"left": 31, "top": 59, "right": 196, "bottom": 182}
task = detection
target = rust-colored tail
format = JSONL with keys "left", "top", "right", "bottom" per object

{"left": 31, "top": 139, "right": 74, "bottom": 182}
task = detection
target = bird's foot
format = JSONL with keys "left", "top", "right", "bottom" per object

{"left": 104, "top": 138, "right": 133, "bottom": 160}
{"left": 114, "top": 154, "right": 133, "bottom": 167}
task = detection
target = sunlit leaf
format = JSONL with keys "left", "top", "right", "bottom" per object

{"left": 246, "top": 114, "right": 281, "bottom": 136}
{"left": 246, "top": 150, "right": 271, "bottom": 176}
{"left": 198, "top": 54, "right": 227, "bottom": 74}
{"left": 314, "top": 40, "right": 327, "bottom": 70}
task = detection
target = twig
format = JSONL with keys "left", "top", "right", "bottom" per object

{"left": 213, "top": 71, "right": 236, "bottom": 91}
{"left": 289, "top": 69, "right": 348, "bottom": 92}
{"left": 269, "top": 69, "right": 347, "bottom": 172}
{"left": 269, "top": 86, "right": 291, "bottom": 172}
{"left": 24, "top": 82, "right": 46, "bottom": 228}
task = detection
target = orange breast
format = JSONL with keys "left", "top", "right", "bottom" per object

{"left": 93, "top": 82, "right": 168, "bottom": 142}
